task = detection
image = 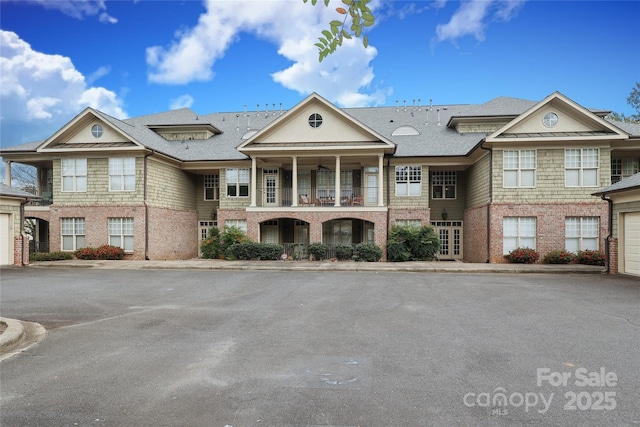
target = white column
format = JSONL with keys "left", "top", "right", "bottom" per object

{"left": 292, "top": 156, "right": 298, "bottom": 207}
{"left": 334, "top": 156, "right": 341, "bottom": 207}
{"left": 4, "top": 160, "right": 11, "bottom": 186}
{"left": 378, "top": 155, "right": 384, "bottom": 206}
{"left": 250, "top": 157, "right": 257, "bottom": 207}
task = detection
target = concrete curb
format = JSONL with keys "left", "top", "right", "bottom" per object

{"left": 0, "top": 317, "right": 25, "bottom": 354}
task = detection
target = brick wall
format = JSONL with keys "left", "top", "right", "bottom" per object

{"left": 218, "top": 208, "right": 390, "bottom": 259}
{"left": 488, "top": 201, "right": 609, "bottom": 263}
{"left": 147, "top": 206, "right": 198, "bottom": 260}
{"left": 49, "top": 205, "right": 147, "bottom": 259}
{"left": 608, "top": 237, "right": 618, "bottom": 274}
{"left": 463, "top": 204, "right": 489, "bottom": 263}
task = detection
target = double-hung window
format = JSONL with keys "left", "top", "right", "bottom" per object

{"left": 395, "top": 166, "right": 422, "bottom": 196}
{"left": 225, "top": 219, "right": 247, "bottom": 233}
{"left": 565, "top": 149, "right": 599, "bottom": 187}
{"left": 204, "top": 174, "right": 219, "bottom": 200}
{"left": 611, "top": 158, "right": 639, "bottom": 184}
{"left": 61, "top": 158, "right": 87, "bottom": 192}
{"left": 503, "top": 150, "right": 536, "bottom": 187}
{"left": 226, "top": 169, "right": 249, "bottom": 197}
{"left": 61, "top": 218, "right": 85, "bottom": 251}
{"left": 109, "top": 218, "right": 134, "bottom": 252}
{"left": 503, "top": 217, "right": 536, "bottom": 254}
{"left": 431, "top": 171, "right": 456, "bottom": 199}
{"left": 565, "top": 217, "right": 599, "bottom": 252}
{"left": 109, "top": 157, "right": 136, "bottom": 191}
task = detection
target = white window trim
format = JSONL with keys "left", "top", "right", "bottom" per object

{"left": 565, "top": 148, "right": 599, "bottom": 187}
{"left": 503, "top": 150, "right": 536, "bottom": 188}
{"left": 225, "top": 219, "right": 247, "bottom": 233}
{"left": 108, "top": 217, "right": 134, "bottom": 252}
{"left": 61, "top": 217, "right": 85, "bottom": 252}
{"left": 395, "top": 165, "right": 422, "bottom": 197}
{"left": 61, "top": 158, "right": 87, "bottom": 192}
{"left": 109, "top": 157, "right": 136, "bottom": 192}
{"left": 565, "top": 217, "right": 599, "bottom": 252}
{"left": 226, "top": 168, "right": 250, "bottom": 197}
{"left": 503, "top": 217, "right": 536, "bottom": 255}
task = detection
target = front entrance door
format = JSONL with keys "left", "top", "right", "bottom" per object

{"left": 364, "top": 172, "right": 378, "bottom": 206}
{"left": 430, "top": 221, "right": 463, "bottom": 260}
{"left": 263, "top": 170, "right": 278, "bottom": 206}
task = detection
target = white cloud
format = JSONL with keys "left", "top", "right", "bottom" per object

{"left": 147, "top": 0, "right": 388, "bottom": 107}
{"left": 170, "top": 94, "right": 195, "bottom": 110}
{"left": 0, "top": 30, "right": 127, "bottom": 145}
{"left": 86, "top": 65, "right": 111, "bottom": 85}
{"left": 10, "top": 0, "right": 118, "bottom": 22}
{"left": 433, "top": 0, "right": 525, "bottom": 46}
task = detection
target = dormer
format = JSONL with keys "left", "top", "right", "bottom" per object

{"left": 148, "top": 124, "right": 222, "bottom": 141}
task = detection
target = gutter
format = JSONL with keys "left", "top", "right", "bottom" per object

{"left": 600, "top": 194, "right": 613, "bottom": 274}
{"left": 20, "top": 200, "right": 27, "bottom": 266}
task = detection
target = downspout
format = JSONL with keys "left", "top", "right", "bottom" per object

{"left": 480, "top": 139, "right": 492, "bottom": 263}
{"left": 143, "top": 151, "right": 153, "bottom": 260}
{"left": 20, "top": 200, "right": 27, "bottom": 266}
{"left": 600, "top": 194, "right": 613, "bottom": 274}
{"left": 386, "top": 157, "right": 391, "bottom": 239}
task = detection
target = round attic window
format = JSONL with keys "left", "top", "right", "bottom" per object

{"left": 308, "top": 113, "right": 323, "bottom": 128}
{"left": 543, "top": 112, "right": 558, "bottom": 128}
{"left": 91, "top": 124, "right": 104, "bottom": 138}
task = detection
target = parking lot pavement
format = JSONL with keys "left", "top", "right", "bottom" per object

{"left": 0, "top": 268, "right": 638, "bottom": 426}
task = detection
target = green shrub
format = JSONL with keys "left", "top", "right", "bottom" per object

{"left": 506, "top": 247, "right": 539, "bottom": 264}
{"left": 30, "top": 251, "right": 74, "bottom": 261}
{"left": 386, "top": 225, "right": 439, "bottom": 262}
{"left": 543, "top": 250, "right": 576, "bottom": 264}
{"left": 307, "top": 242, "right": 328, "bottom": 261}
{"left": 335, "top": 245, "right": 353, "bottom": 261}
{"left": 75, "top": 245, "right": 125, "bottom": 260}
{"left": 353, "top": 243, "right": 383, "bottom": 262}
{"left": 225, "top": 242, "right": 283, "bottom": 260}
{"left": 200, "top": 226, "right": 221, "bottom": 259}
{"left": 576, "top": 249, "right": 605, "bottom": 266}
{"left": 220, "top": 226, "right": 248, "bottom": 254}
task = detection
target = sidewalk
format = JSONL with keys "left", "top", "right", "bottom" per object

{"left": 26, "top": 258, "right": 606, "bottom": 274}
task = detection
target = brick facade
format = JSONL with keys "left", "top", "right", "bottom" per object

{"left": 463, "top": 204, "right": 489, "bottom": 263}
{"left": 608, "top": 237, "right": 618, "bottom": 274}
{"left": 147, "top": 206, "right": 198, "bottom": 260}
{"left": 488, "top": 201, "right": 609, "bottom": 263}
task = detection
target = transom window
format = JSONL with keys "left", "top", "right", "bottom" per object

{"left": 226, "top": 168, "right": 250, "bottom": 197}
{"left": 61, "top": 158, "right": 87, "bottom": 192}
{"left": 308, "top": 113, "right": 323, "bottom": 128}
{"left": 109, "top": 157, "right": 136, "bottom": 191}
{"left": 61, "top": 218, "right": 85, "bottom": 251}
{"left": 395, "top": 166, "right": 422, "bottom": 196}
{"left": 431, "top": 171, "right": 456, "bottom": 199}
{"left": 503, "top": 217, "right": 536, "bottom": 254}
{"left": 204, "top": 174, "right": 219, "bottom": 201}
{"left": 565, "top": 148, "right": 599, "bottom": 187}
{"left": 566, "top": 217, "right": 599, "bottom": 252}
{"left": 108, "top": 218, "right": 134, "bottom": 252}
{"left": 503, "top": 150, "right": 536, "bottom": 187}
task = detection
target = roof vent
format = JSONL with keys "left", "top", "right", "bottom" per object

{"left": 392, "top": 125, "right": 420, "bottom": 136}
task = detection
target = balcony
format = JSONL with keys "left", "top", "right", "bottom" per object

{"left": 254, "top": 187, "right": 380, "bottom": 208}
{"left": 26, "top": 187, "right": 53, "bottom": 207}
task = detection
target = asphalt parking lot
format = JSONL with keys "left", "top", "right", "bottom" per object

{"left": 1, "top": 267, "right": 639, "bottom": 426}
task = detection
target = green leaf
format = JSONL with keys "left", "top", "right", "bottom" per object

{"left": 319, "top": 37, "right": 328, "bottom": 46}
{"left": 323, "top": 0, "right": 330, "bottom": 6}
{"left": 363, "top": 35, "right": 368, "bottom": 48}
{"left": 322, "top": 29, "right": 333, "bottom": 40}
{"left": 342, "top": 29, "right": 352, "bottom": 39}
{"left": 330, "top": 20, "right": 343, "bottom": 27}
{"left": 314, "top": 43, "right": 325, "bottom": 49}
{"left": 331, "top": 25, "right": 339, "bottom": 36}
{"left": 342, "top": 0, "right": 353, "bottom": 4}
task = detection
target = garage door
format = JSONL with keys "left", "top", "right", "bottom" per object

{"left": 624, "top": 212, "right": 640, "bottom": 276}
{"left": 0, "top": 213, "right": 11, "bottom": 265}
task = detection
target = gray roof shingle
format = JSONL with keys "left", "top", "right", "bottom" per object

{"left": 593, "top": 172, "right": 640, "bottom": 195}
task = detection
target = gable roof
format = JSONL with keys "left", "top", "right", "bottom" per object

{"left": 0, "top": 183, "right": 40, "bottom": 199}
{"left": 1, "top": 92, "right": 635, "bottom": 162}
{"left": 593, "top": 172, "right": 640, "bottom": 196}
{"left": 486, "top": 92, "right": 628, "bottom": 143}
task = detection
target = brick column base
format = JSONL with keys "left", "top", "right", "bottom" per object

{"left": 608, "top": 237, "right": 618, "bottom": 274}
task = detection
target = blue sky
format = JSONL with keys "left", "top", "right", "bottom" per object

{"left": 1, "top": 0, "right": 639, "bottom": 148}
